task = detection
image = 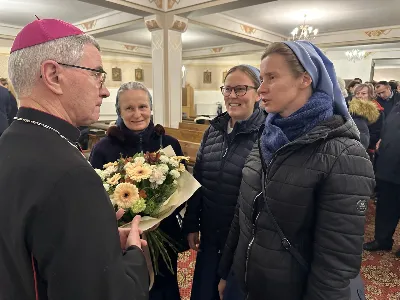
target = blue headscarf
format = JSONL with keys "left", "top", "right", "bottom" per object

{"left": 283, "top": 40, "right": 350, "bottom": 118}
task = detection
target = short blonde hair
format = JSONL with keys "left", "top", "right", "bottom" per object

{"left": 354, "top": 83, "right": 375, "bottom": 100}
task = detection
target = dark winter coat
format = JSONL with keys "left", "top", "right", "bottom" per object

{"left": 368, "top": 100, "right": 384, "bottom": 151}
{"left": 89, "top": 121, "right": 188, "bottom": 296}
{"left": 349, "top": 98, "right": 381, "bottom": 149}
{"left": 219, "top": 116, "right": 375, "bottom": 300}
{"left": 376, "top": 91, "right": 400, "bottom": 117}
{"left": 0, "top": 86, "right": 10, "bottom": 134}
{"left": 182, "top": 108, "right": 266, "bottom": 251}
{"left": 376, "top": 102, "right": 400, "bottom": 184}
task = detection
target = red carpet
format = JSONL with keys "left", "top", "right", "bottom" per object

{"left": 177, "top": 201, "right": 400, "bottom": 300}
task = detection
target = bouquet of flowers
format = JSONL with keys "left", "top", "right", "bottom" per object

{"left": 94, "top": 146, "right": 200, "bottom": 278}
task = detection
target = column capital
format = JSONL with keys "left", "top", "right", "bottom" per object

{"left": 144, "top": 14, "right": 188, "bottom": 33}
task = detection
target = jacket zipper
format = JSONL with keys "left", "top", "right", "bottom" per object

{"left": 243, "top": 139, "right": 302, "bottom": 294}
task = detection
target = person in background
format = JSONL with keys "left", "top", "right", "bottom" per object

{"left": 375, "top": 81, "right": 400, "bottom": 116}
{"left": 388, "top": 80, "right": 398, "bottom": 93}
{"left": 0, "top": 78, "right": 18, "bottom": 125}
{"left": 0, "top": 18, "right": 149, "bottom": 300}
{"left": 354, "top": 77, "right": 362, "bottom": 84}
{"left": 90, "top": 81, "right": 187, "bottom": 300}
{"left": 363, "top": 92, "right": 400, "bottom": 258}
{"left": 337, "top": 77, "right": 348, "bottom": 107}
{"left": 218, "top": 41, "right": 374, "bottom": 300}
{"left": 183, "top": 64, "right": 266, "bottom": 300}
{"left": 348, "top": 84, "right": 382, "bottom": 149}
{"left": 0, "top": 84, "right": 10, "bottom": 136}
{"left": 346, "top": 80, "right": 360, "bottom": 106}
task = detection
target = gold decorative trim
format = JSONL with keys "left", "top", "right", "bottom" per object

{"left": 171, "top": 20, "right": 187, "bottom": 32}
{"left": 80, "top": 20, "right": 97, "bottom": 31}
{"left": 149, "top": 0, "right": 163, "bottom": 9}
{"left": 364, "top": 29, "right": 392, "bottom": 38}
{"left": 240, "top": 24, "right": 256, "bottom": 35}
{"left": 364, "top": 51, "right": 374, "bottom": 58}
{"left": 124, "top": 45, "right": 138, "bottom": 51}
{"left": 145, "top": 19, "right": 161, "bottom": 30}
{"left": 211, "top": 47, "right": 223, "bottom": 53}
{"left": 168, "top": 0, "right": 181, "bottom": 9}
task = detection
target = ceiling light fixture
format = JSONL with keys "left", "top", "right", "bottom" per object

{"left": 290, "top": 14, "right": 318, "bottom": 41}
{"left": 345, "top": 49, "right": 366, "bottom": 62}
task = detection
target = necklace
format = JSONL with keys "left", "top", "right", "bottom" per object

{"left": 13, "top": 117, "right": 87, "bottom": 159}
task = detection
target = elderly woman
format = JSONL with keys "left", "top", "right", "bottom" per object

{"left": 218, "top": 41, "right": 375, "bottom": 300}
{"left": 89, "top": 82, "right": 185, "bottom": 300}
{"left": 182, "top": 64, "right": 266, "bottom": 300}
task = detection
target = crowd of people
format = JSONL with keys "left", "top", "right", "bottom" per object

{"left": 0, "top": 17, "right": 398, "bottom": 300}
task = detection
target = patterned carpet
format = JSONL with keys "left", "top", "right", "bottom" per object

{"left": 177, "top": 201, "right": 400, "bottom": 300}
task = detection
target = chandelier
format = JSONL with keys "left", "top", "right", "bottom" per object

{"left": 345, "top": 49, "right": 366, "bottom": 62}
{"left": 290, "top": 14, "right": 318, "bottom": 41}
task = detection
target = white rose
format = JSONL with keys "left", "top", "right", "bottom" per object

{"left": 150, "top": 168, "right": 166, "bottom": 185}
{"left": 103, "top": 183, "right": 110, "bottom": 192}
{"left": 169, "top": 169, "right": 180, "bottom": 179}
{"left": 95, "top": 169, "right": 106, "bottom": 180}
{"left": 159, "top": 155, "right": 170, "bottom": 164}
{"left": 134, "top": 157, "right": 146, "bottom": 165}
{"left": 157, "top": 164, "right": 169, "bottom": 174}
{"left": 169, "top": 159, "right": 179, "bottom": 168}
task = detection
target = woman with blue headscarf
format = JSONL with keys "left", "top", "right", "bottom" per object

{"left": 89, "top": 82, "right": 187, "bottom": 300}
{"left": 218, "top": 42, "right": 375, "bottom": 300}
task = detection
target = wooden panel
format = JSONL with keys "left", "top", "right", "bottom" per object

{"left": 179, "top": 141, "right": 200, "bottom": 165}
{"left": 165, "top": 127, "right": 204, "bottom": 144}
{"left": 179, "top": 122, "right": 208, "bottom": 132}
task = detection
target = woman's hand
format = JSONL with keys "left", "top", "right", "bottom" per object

{"left": 187, "top": 232, "right": 200, "bottom": 251}
{"left": 218, "top": 279, "right": 227, "bottom": 300}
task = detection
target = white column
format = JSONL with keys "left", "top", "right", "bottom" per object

{"left": 145, "top": 15, "right": 188, "bottom": 128}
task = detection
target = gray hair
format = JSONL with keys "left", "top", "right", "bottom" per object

{"left": 337, "top": 77, "right": 348, "bottom": 98}
{"left": 8, "top": 34, "right": 100, "bottom": 97}
{"left": 115, "top": 82, "right": 153, "bottom": 115}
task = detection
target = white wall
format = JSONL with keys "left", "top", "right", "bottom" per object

{"left": 373, "top": 68, "right": 400, "bottom": 81}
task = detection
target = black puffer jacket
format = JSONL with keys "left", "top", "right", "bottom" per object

{"left": 219, "top": 116, "right": 375, "bottom": 300}
{"left": 183, "top": 108, "right": 266, "bottom": 250}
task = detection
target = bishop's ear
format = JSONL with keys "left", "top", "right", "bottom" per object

{"left": 40, "top": 60, "right": 64, "bottom": 95}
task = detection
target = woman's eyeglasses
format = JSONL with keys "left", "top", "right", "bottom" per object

{"left": 220, "top": 85, "right": 258, "bottom": 97}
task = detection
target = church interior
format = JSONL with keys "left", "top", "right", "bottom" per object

{"left": 0, "top": 0, "right": 399, "bottom": 299}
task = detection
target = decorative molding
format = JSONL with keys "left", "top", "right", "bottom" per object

{"left": 364, "top": 51, "right": 374, "bottom": 58}
{"left": 151, "top": 30, "right": 164, "bottom": 51}
{"left": 211, "top": 47, "right": 224, "bottom": 53}
{"left": 168, "top": 33, "right": 182, "bottom": 51}
{"left": 145, "top": 19, "right": 161, "bottom": 31}
{"left": 171, "top": 20, "right": 187, "bottom": 32}
{"left": 364, "top": 29, "right": 392, "bottom": 38}
{"left": 240, "top": 24, "right": 257, "bottom": 35}
{"left": 80, "top": 20, "right": 97, "bottom": 31}
{"left": 124, "top": 45, "right": 138, "bottom": 51}
{"left": 148, "top": 0, "right": 163, "bottom": 9}
{"left": 168, "top": 0, "right": 181, "bottom": 9}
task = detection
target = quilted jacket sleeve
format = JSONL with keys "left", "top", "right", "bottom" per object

{"left": 182, "top": 127, "right": 210, "bottom": 234}
{"left": 218, "top": 202, "right": 240, "bottom": 280}
{"left": 304, "top": 142, "right": 375, "bottom": 300}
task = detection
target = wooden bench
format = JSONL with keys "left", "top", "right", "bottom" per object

{"left": 178, "top": 122, "right": 209, "bottom": 132}
{"left": 165, "top": 127, "right": 204, "bottom": 144}
{"left": 179, "top": 141, "right": 200, "bottom": 165}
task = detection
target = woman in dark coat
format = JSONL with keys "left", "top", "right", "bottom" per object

{"left": 349, "top": 83, "right": 383, "bottom": 150}
{"left": 90, "top": 82, "right": 186, "bottom": 300}
{"left": 182, "top": 64, "right": 266, "bottom": 300}
{"left": 218, "top": 42, "right": 375, "bottom": 300}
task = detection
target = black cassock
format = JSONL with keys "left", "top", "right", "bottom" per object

{"left": 0, "top": 107, "right": 149, "bottom": 300}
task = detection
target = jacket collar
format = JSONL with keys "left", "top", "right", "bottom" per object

{"left": 258, "top": 115, "right": 360, "bottom": 147}
{"left": 107, "top": 120, "right": 162, "bottom": 145}
{"left": 211, "top": 108, "right": 266, "bottom": 134}
{"left": 16, "top": 107, "right": 80, "bottom": 142}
